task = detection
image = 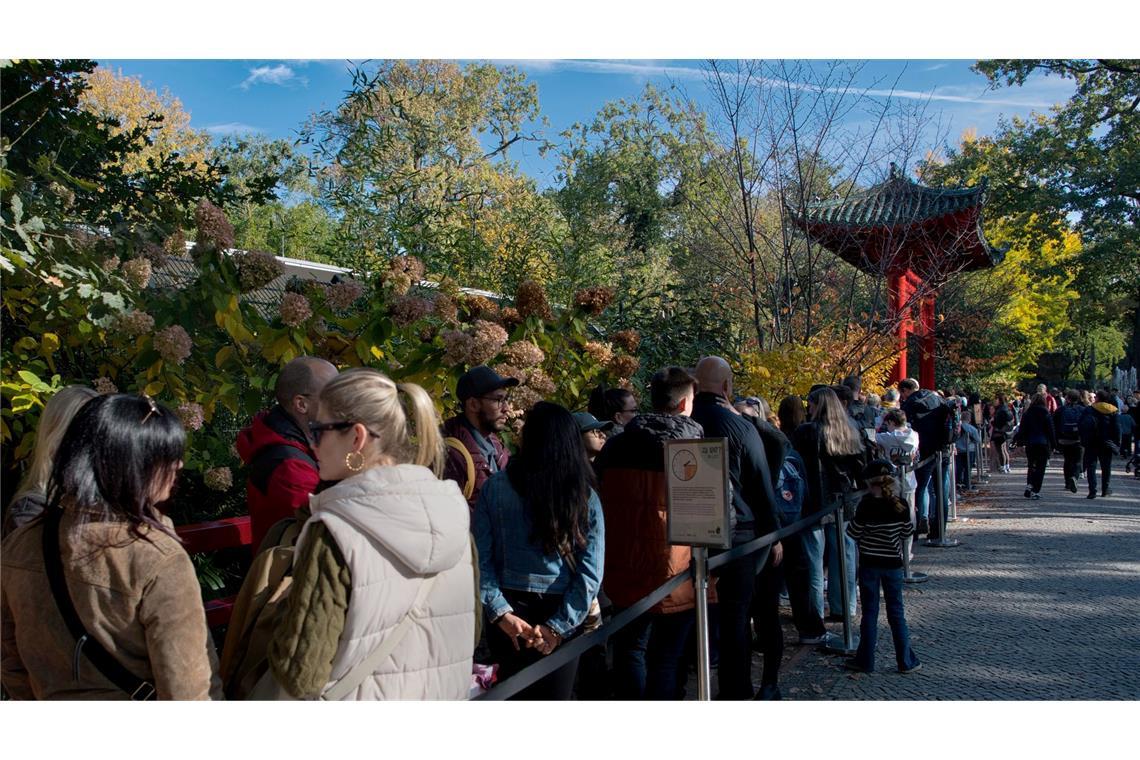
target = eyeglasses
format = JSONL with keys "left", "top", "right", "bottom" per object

{"left": 141, "top": 394, "right": 162, "bottom": 425}
{"left": 478, "top": 395, "right": 511, "bottom": 407}
{"left": 308, "top": 420, "right": 382, "bottom": 445}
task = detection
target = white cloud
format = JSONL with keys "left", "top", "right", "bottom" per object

{"left": 240, "top": 64, "right": 308, "bottom": 90}
{"left": 206, "top": 122, "right": 264, "bottom": 136}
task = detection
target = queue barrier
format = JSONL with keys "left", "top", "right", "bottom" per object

{"left": 474, "top": 497, "right": 851, "bottom": 701}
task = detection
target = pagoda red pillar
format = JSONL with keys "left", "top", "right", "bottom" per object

{"left": 919, "top": 295, "right": 936, "bottom": 390}
{"left": 887, "top": 271, "right": 910, "bottom": 385}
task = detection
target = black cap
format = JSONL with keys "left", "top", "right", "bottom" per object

{"left": 456, "top": 365, "right": 520, "bottom": 402}
{"left": 862, "top": 459, "right": 895, "bottom": 483}
{"left": 573, "top": 412, "right": 614, "bottom": 433}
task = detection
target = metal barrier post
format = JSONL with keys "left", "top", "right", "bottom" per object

{"left": 693, "top": 547, "right": 712, "bottom": 701}
{"left": 948, "top": 452, "right": 960, "bottom": 520}
{"left": 900, "top": 463, "right": 929, "bottom": 584}
{"left": 823, "top": 503, "right": 858, "bottom": 655}
{"left": 925, "top": 449, "right": 961, "bottom": 548}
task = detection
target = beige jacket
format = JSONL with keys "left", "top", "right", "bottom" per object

{"left": 1, "top": 508, "right": 222, "bottom": 700}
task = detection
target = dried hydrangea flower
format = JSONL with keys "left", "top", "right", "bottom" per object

{"left": 516, "top": 280, "right": 553, "bottom": 320}
{"left": 116, "top": 309, "right": 156, "bottom": 338}
{"left": 573, "top": 286, "right": 614, "bottom": 316}
{"left": 153, "top": 325, "right": 192, "bottom": 365}
{"left": 194, "top": 199, "right": 235, "bottom": 252}
{"left": 235, "top": 250, "right": 284, "bottom": 293}
{"left": 93, "top": 377, "right": 118, "bottom": 395}
{"left": 525, "top": 369, "right": 556, "bottom": 397}
{"left": 326, "top": 281, "right": 365, "bottom": 311}
{"left": 500, "top": 341, "right": 545, "bottom": 368}
{"left": 508, "top": 386, "right": 543, "bottom": 415}
{"left": 203, "top": 466, "right": 233, "bottom": 492}
{"left": 433, "top": 293, "right": 459, "bottom": 323}
{"left": 441, "top": 329, "right": 476, "bottom": 367}
{"left": 121, "top": 257, "right": 153, "bottom": 289}
{"left": 391, "top": 295, "right": 434, "bottom": 326}
{"left": 583, "top": 341, "right": 615, "bottom": 367}
{"left": 468, "top": 320, "right": 509, "bottom": 365}
{"left": 497, "top": 306, "right": 523, "bottom": 329}
{"left": 491, "top": 364, "right": 529, "bottom": 386}
{"left": 611, "top": 329, "right": 641, "bottom": 354}
{"left": 609, "top": 354, "right": 640, "bottom": 379}
{"left": 279, "top": 292, "right": 313, "bottom": 328}
{"left": 464, "top": 294, "right": 500, "bottom": 321}
{"left": 176, "top": 402, "right": 205, "bottom": 432}
{"left": 100, "top": 255, "right": 121, "bottom": 273}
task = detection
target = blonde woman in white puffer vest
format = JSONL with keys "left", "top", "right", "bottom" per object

{"left": 264, "top": 368, "right": 475, "bottom": 700}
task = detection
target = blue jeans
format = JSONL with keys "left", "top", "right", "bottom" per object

{"left": 913, "top": 460, "right": 935, "bottom": 522}
{"left": 853, "top": 565, "right": 920, "bottom": 672}
{"left": 802, "top": 526, "right": 825, "bottom": 621}
{"left": 784, "top": 525, "right": 825, "bottom": 637}
{"left": 611, "top": 609, "right": 695, "bottom": 700}
{"left": 825, "top": 520, "right": 857, "bottom": 619}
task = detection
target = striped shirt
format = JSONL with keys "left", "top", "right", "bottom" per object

{"left": 846, "top": 495, "right": 914, "bottom": 569}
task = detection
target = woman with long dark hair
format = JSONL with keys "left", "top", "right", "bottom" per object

{"left": 473, "top": 401, "right": 605, "bottom": 699}
{"left": 1012, "top": 392, "right": 1056, "bottom": 499}
{"left": 991, "top": 393, "right": 1014, "bottom": 473}
{"left": 792, "top": 387, "right": 869, "bottom": 626}
{"left": 1, "top": 394, "right": 221, "bottom": 699}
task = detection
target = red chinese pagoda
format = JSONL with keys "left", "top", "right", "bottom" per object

{"left": 791, "top": 166, "right": 1004, "bottom": 389}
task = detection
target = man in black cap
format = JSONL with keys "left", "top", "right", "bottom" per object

{"left": 442, "top": 365, "right": 520, "bottom": 511}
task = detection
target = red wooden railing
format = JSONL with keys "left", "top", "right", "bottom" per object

{"left": 176, "top": 516, "right": 253, "bottom": 628}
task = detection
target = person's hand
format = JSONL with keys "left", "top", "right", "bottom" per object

{"left": 533, "top": 623, "right": 562, "bottom": 655}
{"left": 496, "top": 612, "right": 538, "bottom": 652}
{"left": 771, "top": 541, "right": 783, "bottom": 567}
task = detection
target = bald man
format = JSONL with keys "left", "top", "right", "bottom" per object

{"left": 690, "top": 356, "right": 781, "bottom": 700}
{"left": 237, "top": 356, "right": 339, "bottom": 550}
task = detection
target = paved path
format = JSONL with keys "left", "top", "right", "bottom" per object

{"left": 687, "top": 450, "right": 1140, "bottom": 700}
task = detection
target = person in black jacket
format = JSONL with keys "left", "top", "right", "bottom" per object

{"left": 991, "top": 394, "right": 1014, "bottom": 474}
{"left": 690, "top": 356, "right": 780, "bottom": 700}
{"left": 901, "top": 380, "right": 953, "bottom": 535}
{"left": 1054, "top": 389, "right": 1085, "bottom": 493}
{"left": 792, "top": 387, "right": 869, "bottom": 626}
{"left": 1012, "top": 392, "right": 1056, "bottom": 499}
{"left": 1080, "top": 390, "right": 1122, "bottom": 498}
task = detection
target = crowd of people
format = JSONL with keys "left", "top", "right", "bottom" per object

{"left": 2, "top": 354, "right": 1137, "bottom": 700}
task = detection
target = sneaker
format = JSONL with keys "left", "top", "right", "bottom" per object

{"left": 899, "top": 662, "right": 923, "bottom": 674}
{"left": 1024, "top": 488, "right": 1033, "bottom": 498}
{"left": 1102, "top": 489, "right": 1113, "bottom": 497}
{"left": 798, "top": 633, "right": 829, "bottom": 645}
{"left": 1087, "top": 492, "right": 1097, "bottom": 499}
{"left": 916, "top": 517, "right": 930, "bottom": 536}
{"left": 1030, "top": 492, "right": 1041, "bottom": 500}
{"left": 1066, "top": 479, "right": 1077, "bottom": 493}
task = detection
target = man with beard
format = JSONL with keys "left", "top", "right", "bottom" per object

{"left": 442, "top": 366, "right": 520, "bottom": 511}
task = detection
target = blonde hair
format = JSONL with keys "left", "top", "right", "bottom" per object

{"left": 809, "top": 387, "right": 863, "bottom": 457}
{"left": 10, "top": 385, "right": 99, "bottom": 506}
{"left": 318, "top": 368, "right": 445, "bottom": 476}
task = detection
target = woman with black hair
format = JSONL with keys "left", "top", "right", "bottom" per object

{"left": 1, "top": 394, "right": 221, "bottom": 700}
{"left": 588, "top": 383, "right": 639, "bottom": 436}
{"left": 473, "top": 401, "right": 605, "bottom": 700}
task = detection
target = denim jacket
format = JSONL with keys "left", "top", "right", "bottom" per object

{"left": 472, "top": 471, "right": 604, "bottom": 637}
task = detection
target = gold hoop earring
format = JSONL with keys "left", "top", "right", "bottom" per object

{"left": 345, "top": 451, "right": 366, "bottom": 472}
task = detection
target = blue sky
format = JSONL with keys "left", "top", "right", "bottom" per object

{"left": 99, "top": 59, "right": 1077, "bottom": 189}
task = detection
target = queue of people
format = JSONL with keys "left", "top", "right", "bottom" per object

{"left": 2, "top": 352, "right": 1134, "bottom": 701}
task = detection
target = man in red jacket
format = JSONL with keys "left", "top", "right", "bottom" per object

{"left": 236, "top": 356, "right": 338, "bottom": 551}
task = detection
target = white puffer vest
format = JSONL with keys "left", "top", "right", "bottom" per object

{"left": 297, "top": 464, "right": 475, "bottom": 700}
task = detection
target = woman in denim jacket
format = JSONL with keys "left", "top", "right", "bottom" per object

{"left": 473, "top": 401, "right": 604, "bottom": 700}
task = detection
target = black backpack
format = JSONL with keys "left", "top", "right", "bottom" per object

{"left": 1058, "top": 406, "right": 1083, "bottom": 444}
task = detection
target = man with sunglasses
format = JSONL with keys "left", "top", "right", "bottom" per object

{"left": 442, "top": 365, "right": 520, "bottom": 511}
{"left": 237, "top": 356, "right": 338, "bottom": 551}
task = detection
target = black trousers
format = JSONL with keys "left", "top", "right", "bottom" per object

{"left": 1060, "top": 443, "right": 1084, "bottom": 482}
{"left": 1026, "top": 444, "right": 1050, "bottom": 493}
{"left": 750, "top": 550, "right": 784, "bottom": 687}
{"left": 1084, "top": 447, "right": 1114, "bottom": 495}
{"left": 712, "top": 544, "right": 767, "bottom": 700}
{"left": 487, "top": 590, "right": 580, "bottom": 700}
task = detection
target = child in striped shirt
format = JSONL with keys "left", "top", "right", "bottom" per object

{"left": 844, "top": 460, "right": 922, "bottom": 674}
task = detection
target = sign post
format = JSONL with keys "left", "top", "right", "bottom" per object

{"left": 665, "top": 438, "right": 731, "bottom": 702}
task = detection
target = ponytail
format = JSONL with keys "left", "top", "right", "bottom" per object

{"left": 397, "top": 382, "right": 445, "bottom": 477}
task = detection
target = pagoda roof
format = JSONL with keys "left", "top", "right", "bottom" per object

{"left": 789, "top": 167, "right": 1005, "bottom": 278}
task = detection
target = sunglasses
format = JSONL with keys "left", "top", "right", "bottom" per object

{"left": 308, "top": 420, "right": 383, "bottom": 445}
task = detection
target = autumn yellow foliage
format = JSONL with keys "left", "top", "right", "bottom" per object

{"left": 738, "top": 330, "right": 895, "bottom": 403}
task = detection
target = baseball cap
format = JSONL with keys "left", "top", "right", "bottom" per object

{"left": 573, "top": 411, "right": 614, "bottom": 433}
{"left": 456, "top": 365, "right": 520, "bottom": 402}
